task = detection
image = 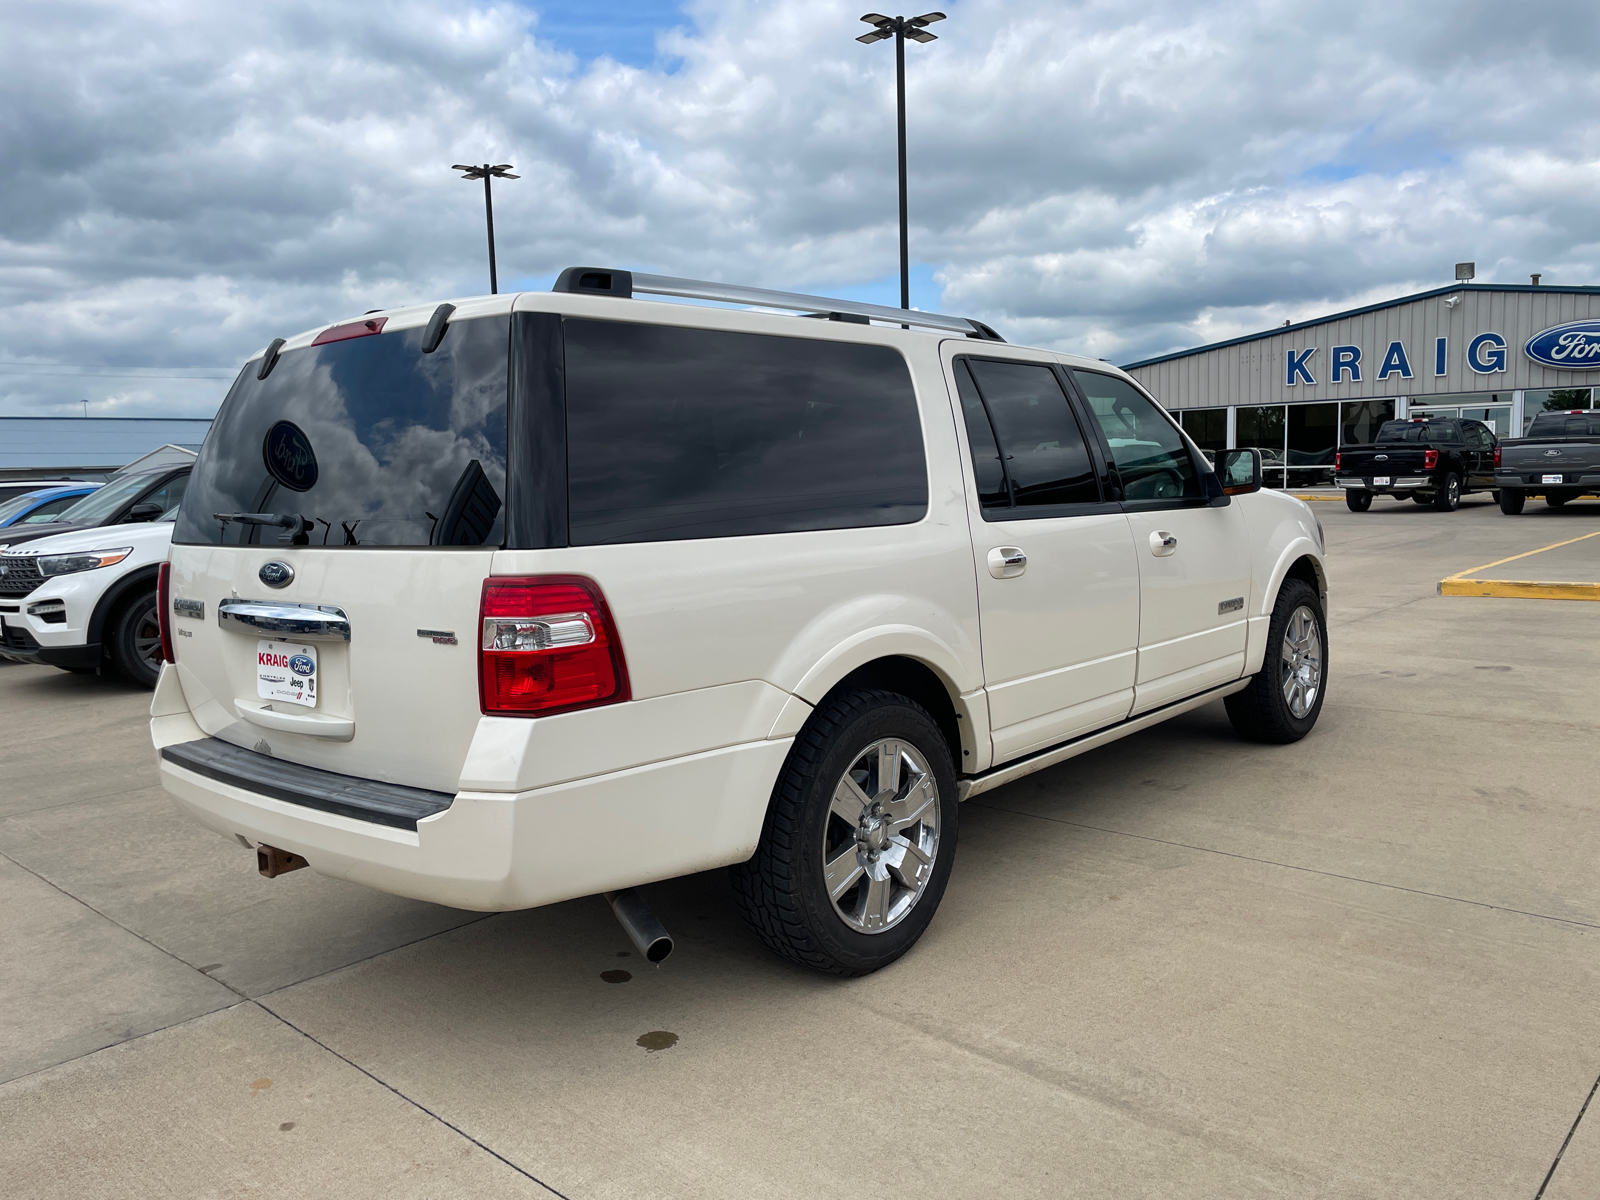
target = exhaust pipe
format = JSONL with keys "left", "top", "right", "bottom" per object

{"left": 605, "top": 889, "right": 674, "bottom": 964}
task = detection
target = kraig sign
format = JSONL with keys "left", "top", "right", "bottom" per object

{"left": 1525, "top": 321, "right": 1600, "bottom": 369}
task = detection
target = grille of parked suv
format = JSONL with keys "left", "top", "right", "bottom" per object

{"left": 0, "top": 556, "right": 44, "bottom": 598}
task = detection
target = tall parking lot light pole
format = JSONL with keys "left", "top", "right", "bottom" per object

{"left": 452, "top": 163, "right": 519, "bottom": 294}
{"left": 856, "top": 12, "right": 944, "bottom": 311}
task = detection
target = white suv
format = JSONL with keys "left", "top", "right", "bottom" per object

{"left": 151, "top": 269, "right": 1327, "bottom": 975}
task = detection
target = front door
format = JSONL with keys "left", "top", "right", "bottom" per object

{"left": 1068, "top": 368, "right": 1252, "bottom": 714}
{"left": 948, "top": 352, "right": 1140, "bottom": 763}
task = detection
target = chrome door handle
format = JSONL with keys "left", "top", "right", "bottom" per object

{"left": 1149, "top": 531, "right": 1178, "bottom": 557}
{"left": 987, "top": 547, "right": 1027, "bottom": 579}
{"left": 218, "top": 600, "right": 351, "bottom": 642}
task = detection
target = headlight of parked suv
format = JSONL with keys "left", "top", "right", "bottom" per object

{"left": 36, "top": 547, "right": 133, "bottom": 576}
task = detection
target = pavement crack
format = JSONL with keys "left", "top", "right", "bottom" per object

{"left": 968, "top": 802, "right": 1600, "bottom": 931}
{"left": 1534, "top": 1069, "right": 1600, "bottom": 1199}
{"left": 252, "top": 1000, "right": 570, "bottom": 1198}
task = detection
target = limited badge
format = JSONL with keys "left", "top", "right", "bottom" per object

{"left": 262, "top": 420, "right": 318, "bottom": 492}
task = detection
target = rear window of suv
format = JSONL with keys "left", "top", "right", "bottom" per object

{"left": 563, "top": 320, "right": 927, "bottom": 544}
{"left": 176, "top": 317, "right": 509, "bottom": 547}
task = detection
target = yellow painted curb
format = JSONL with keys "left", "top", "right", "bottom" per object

{"left": 1438, "top": 579, "right": 1600, "bottom": 601}
{"left": 1291, "top": 494, "right": 1346, "bottom": 502}
{"left": 1439, "top": 530, "right": 1600, "bottom": 601}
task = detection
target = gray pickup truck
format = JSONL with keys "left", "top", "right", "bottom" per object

{"left": 1495, "top": 410, "right": 1600, "bottom": 513}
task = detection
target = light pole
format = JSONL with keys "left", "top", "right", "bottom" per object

{"left": 451, "top": 163, "right": 519, "bottom": 294}
{"left": 856, "top": 12, "right": 944, "bottom": 311}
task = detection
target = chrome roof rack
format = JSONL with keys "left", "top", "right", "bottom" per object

{"left": 552, "top": 267, "right": 1004, "bottom": 340}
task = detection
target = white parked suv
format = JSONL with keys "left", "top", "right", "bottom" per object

{"left": 150, "top": 269, "right": 1328, "bottom": 975}
{"left": 1, "top": 515, "right": 176, "bottom": 686}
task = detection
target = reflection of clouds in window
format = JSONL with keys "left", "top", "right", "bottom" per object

{"left": 176, "top": 318, "right": 508, "bottom": 547}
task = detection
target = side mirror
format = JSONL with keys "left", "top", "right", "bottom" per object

{"left": 125, "top": 502, "right": 165, "bottom": 523}
{"left": 1214, "top": 448, "right": 1262, "bottom": 496}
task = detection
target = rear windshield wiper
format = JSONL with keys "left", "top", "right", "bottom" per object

{"left": 213, "top": 512, "right": 312, "bottom": 533}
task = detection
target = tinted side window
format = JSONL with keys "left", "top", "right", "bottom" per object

{"left": 959, "top": 358, "right": 1099, "bottom": 509}
{"left": 953, "top": 361, "right": 1007, "bottom": 506}
{"left": 563, "top": 321, "right": 927, "bottom": 544}
{"left": 143, "top": 474, "right": 189, "bottom": 516}
{"left": 1071, "top": 370, "right": 1199, "bottom": 503}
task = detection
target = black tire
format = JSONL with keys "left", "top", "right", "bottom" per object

{"left": 1224, "top": 578, "right": 1327, "bottom": 744}
{"left": 1499, "top": 489, "right": 1526, "bottom": 515}
{"left": 729, "top": 688, "right": 958, "bottom": 976}
{"left": 1432, "top": 472, "right": 1462, "bottom": 512}
{"left": 107, "top": 588, "right": 162, "bottom": 688}
{"left": 1345, "top": 489, "right": 1372, "bottom": 512}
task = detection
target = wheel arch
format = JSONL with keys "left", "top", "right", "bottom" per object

{"left": 814, "top": 655, "right": 976, "bottom": 774}
{"left": 86, "top": 563, "right": 159, "bottom": 650}
{"left": 1245, "top": 543, "right": 1326, "bottom": 676}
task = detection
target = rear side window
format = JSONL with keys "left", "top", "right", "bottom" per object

{"left": 176, "top": 317, "right": 509, "bottom": 547}
{"left": 955, "top": 358, "right": 1100, "bottom": 511}
{"left": 563, "top": 320, "right": 926, "bottom": 544}
{"left": 1071, "top": 369, "right": 1199, "bottom": 503}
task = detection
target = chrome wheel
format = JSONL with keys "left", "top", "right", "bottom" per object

{"left": 822, "top": 738, "right": 941, "bottom": 935}
{"left": 1279, "top": 605, "right": 1323, "bottom": 719}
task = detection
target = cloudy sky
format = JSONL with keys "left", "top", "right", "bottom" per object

{"left": 3, "top": 0, "right": 1599, "bottom": 417}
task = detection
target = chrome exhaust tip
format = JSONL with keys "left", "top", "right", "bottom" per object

{"left": 604, "top": 888, "right": 674, "bottom": 964}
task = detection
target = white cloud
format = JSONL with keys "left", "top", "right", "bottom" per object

{"left": 3, "top": 0, "right": 1600, "bottom": 414}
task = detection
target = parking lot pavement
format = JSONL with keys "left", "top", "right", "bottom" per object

{"left": 3, "top": 494, "right": 1599, "bottom": 1197}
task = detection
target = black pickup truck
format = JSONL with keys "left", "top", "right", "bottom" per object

{"left": 1494, "top": 410, "right": 1600, "bottom": 513}
{"left": 1334, "top": 417, "right": 1498, "bottom": 513}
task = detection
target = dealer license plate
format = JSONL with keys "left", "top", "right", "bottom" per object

{"left": 257, "top": 640, "right": 318, "bottom": 708}
{"left": 1373, "top": 476, "right": 1391, "bottom": 486}
{"left": 1543, "top": 474, "right": 1564, "bottom": 485}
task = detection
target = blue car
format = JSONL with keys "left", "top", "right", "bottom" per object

{"left": 0, "top": 483, "right": 102, "bottom": 528}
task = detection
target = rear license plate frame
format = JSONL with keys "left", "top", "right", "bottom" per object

{"left": 257, "top": 640, "right": 318, "bottom": 708}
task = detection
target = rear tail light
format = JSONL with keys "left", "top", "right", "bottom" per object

{"left": 156, "top": 561, "right": 175, "bottom": 664}
{"left": 1334, "top": 451, "right": 1341, "bottom": 471}
{"left": 479, "top": 576, "right": 629, "bottom": 716}
{"left": 1494, "top": 446, "right": 1501, "bottom": 467}
{"left": 1424, "top": 449, "right": 1438, "bottom": 470}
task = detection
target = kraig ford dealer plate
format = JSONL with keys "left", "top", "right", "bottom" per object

{"left": 257, "top": 640, "right": 318, "bottom": 708}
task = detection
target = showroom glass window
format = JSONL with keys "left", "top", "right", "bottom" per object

{"left": 1286, "top": 403, "right": 1338, "bottom": 487}
{"left": 1339, "top": 400, "right": 1396, "bottom": 446}
{"left": 1523, "top": 388, "right": 1595, "bottom": 434}
{"left": 954, "top": 358, "right": 1100, "bottom": 514}
{"left": 1179, "top": 408, "right": 1227, "bottom": 455}
{"left": 1236, "top": 406, "right": 1286, "bottom": 487}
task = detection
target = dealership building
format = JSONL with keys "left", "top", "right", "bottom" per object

{"left": 1123, "top": 282, "right": 1600, "bottom": 488}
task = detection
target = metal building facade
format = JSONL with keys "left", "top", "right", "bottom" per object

{"left": 1122, "top": 283, "right": 1600, "bottom": 487}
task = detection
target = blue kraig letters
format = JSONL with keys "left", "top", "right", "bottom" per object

{"left": 1376, "top": 341, "right": 1413, "bottom": 380}
{"left": 1434, "top": 337, "right": 1448, "bottom": 376}
{"left": 1286, "top": 347, "right": 1317, "bottom": 386}
{"left": 1467, "top": 332, "right": 1506, "bottom": 373}
{"left": 1330, "top": 345, "right": 1361, "bottom": 383}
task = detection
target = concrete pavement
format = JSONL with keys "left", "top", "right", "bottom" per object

{"left": 2, "top": 494, "right": 1598, "bottom": 1197}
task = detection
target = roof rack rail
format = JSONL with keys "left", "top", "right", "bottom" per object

{"left": 552, "top": 266, "right": 1003, "bottom": 340}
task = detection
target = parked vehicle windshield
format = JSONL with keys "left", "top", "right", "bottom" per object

{"left": 52, "top": 473, "right": 164, "bottom": 523}
{"left": 0, "top": 492, "right": 46, "bottom": 523}
{"left": 1376, "top": 421, "right": 1460, "bottom": 443}
{"left": 1526, "top": 412, "right": 1600, "bottom": 437}
{"left": 175, "top": 316, "right": 509, "bottom": 547}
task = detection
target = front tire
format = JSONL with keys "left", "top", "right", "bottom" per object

{"left": 1499, "top": 489, "right": 1526, "bottom": 515}
{"left": 1224, "top": 579, "right": 1327, "bottom": 744}
{"left": 107, "top": 588, "right": 162, "bottom": 688}
{"left": 730, "top": 688, "right": 958, "bottom": 976}
{"left": 1432, "top": 472, "right": 1462, "bottom": 511}
{"left": 1345, "top": 489, "right": 1372, "bottom": 512}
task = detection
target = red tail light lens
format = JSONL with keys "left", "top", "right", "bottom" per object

{"left": 1424, "top": 449, "right": 1438, "bottom": 470}
{"left": 1334, "top": 451, "right": 1341, "bottom": 471}
{"left": 156, "top": 561, "right": 175, "bottom": 664}
{"left": 479, "top": 576, "right": 629, "bottom": 716}
{"left": 1494, "top": 446, "right": 1501, "bottom": 467}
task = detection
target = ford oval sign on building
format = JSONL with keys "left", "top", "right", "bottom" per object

{"left": 1525, "top": 320, "right": 1600, "bottom": 369}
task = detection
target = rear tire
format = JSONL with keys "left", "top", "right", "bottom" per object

{"left": 1345, "top": 489, "right": 1372, "bottom": 512}
{"left": 1499, "top": 489, "right": 1526, "bottom": 515}
{"left": 1432, "top": 472, "right": 1462, "bottom": 512}
{"left": 730, "top": 688, "right": 958, "bottom": 976}
{"left": 107, "top": 588, "right": 162, "bottom": 688}
{"left": 1224, "top": 579, "right": 1327, "bottom": 744}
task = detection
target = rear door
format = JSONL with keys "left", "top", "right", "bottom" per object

{"left": 166, "top": 307, "right": 510, "bottom": 793}
{"left": 947, "top": 351, "right": 1140, "bottom": 762}
{"left": 1068, "top": 368, "right": 1252, "bottom": 715}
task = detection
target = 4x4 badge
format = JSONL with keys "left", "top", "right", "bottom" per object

{"left": 259, "top": 561, "right": 294, "bottom": 588}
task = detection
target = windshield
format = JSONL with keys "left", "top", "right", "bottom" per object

{"left": 1377, "top": 421, "right": 1459, "bottom": 444}
{"left": 1527, "top": 413, "right": 1600, "bottom": 437}
{"left": 175, "top": 316, "right": 508, "bottom": 547}
{"left": 0, "top": 492, "right": 46, "bottom": 523}
{"left": 51, "top": 474, "right": 160, "bottom": 523}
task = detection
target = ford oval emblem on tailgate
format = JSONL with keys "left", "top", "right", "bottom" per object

{"left": 259, "top": 561, "right": 294, "bottom": 588}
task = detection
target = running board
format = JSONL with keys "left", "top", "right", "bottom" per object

{"left": 957, "top": 678, "right": 1251, "bottom": 801}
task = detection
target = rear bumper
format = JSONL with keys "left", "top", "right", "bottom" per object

{"left": 1495, "top": 470, "right": 1600, "bottom": 489}
{"left": 1336, "top": 477, "right": 1428, "bottom": 491}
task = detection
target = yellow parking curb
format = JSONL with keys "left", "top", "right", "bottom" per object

{"left": 1439, "top": 530, "right": 1600, "bottom": 601}
{"left": 1291, "top": 494, "right": 1346, "bottom": 502}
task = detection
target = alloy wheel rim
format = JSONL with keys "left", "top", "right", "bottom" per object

{"left": 821, "top": 738, "right": 940, "bottom": 935}
{"left": 133, "top": 604, "right": 162, "bottom": 667}
{"left": 1279, "top": 605, "right": 1323, "bottom": 719}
